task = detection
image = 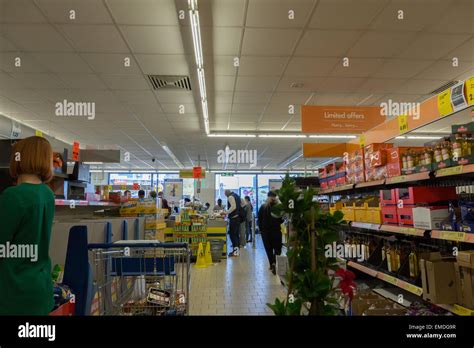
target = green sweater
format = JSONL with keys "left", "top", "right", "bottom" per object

{"left": 0, "top": 183, "right": 55, "bottom": 315}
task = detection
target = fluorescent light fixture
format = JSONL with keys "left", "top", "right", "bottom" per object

{"left": 259, "top": 134, "right": 307, "bottom": 138}
{"left": 197, "top": 69, "right": 206, "bottom": 100}
{"left": 208, "top": 133, "right": 256, "bottom": 138}
{"left": 83, "top": 162, "right": 104, "bottom": 165}
{"left": 309, "top": 135, "right": 357, "bottom": 139}
{"left": 315, "top": 157, "right": 342, "bottom": 169}
{"left": 278, "top": 150, "right": 303, "bottom": 169}
{"left": 89, "top": 170, "right": 104, "bottom": 173}
{"left": 189, "top": 12, "right": 203, "bottom": 68}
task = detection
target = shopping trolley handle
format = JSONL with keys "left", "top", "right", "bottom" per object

{"left": 87, "top": 242, "right": 189, "bottom": 249}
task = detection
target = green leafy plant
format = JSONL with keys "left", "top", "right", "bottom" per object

{"left": 267, "top": 174, "right": 345, "bottom": 315}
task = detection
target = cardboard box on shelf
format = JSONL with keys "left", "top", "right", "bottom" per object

{"left": 454, "top": 263, "right": 474, "bottom": 309}
{"left": 364, "top": 143, "right": 393, "bottom": 155}
{"left": 397, "top": 206, "right": 415, "bottom": 226}
{"left": 382, "top": 205, "right": 398, "bottom": 225}
{"left": 380, "top": 189, "right": 397, "bottom": 205}
{"left": 420, "top": 253, "right": 458, "bottom": 304}
{"left": 364, "top": 166, "right": 388, "bottom": 182}
{"left": 413, "top": 207, "right": 450, "bottom": 230}
{"left": 318, "top": 167, "right": 327, "bottom": 179}
{"left": 456, "top": 250, "right": 474, "bottom": 269}
{"left": 396, "top": 186, "right": 457, "bottom": 205}
{"left": 365, "top": 150, "right": 387, "bottom": 168}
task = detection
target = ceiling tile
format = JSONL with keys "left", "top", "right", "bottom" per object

{"left": 195, "top": 27, "right": 243, "bottom": 56}
{"left": 238, "top": 56, "right": 288, "bottom": 76}
{"left": 310, "top": 0, "right": 388, "bottom": 30}
{"left": 295, "top": 30, "right": 359, "bottom": 56}
{"left": 229, "top": 122, "right": 257, "bottom": 131}
{"left": 373, "top": 59, "right": 434, "bottom": 79}
{"left": 357, "top": 78, "right": 409, "bottom": 94}
{"left": 198, "top": 0, "right": 246, "bottom": 27}
{"left": 285, "top": 57, "right": 338, "bottom": 77}
{"left": 9, "top": 72, "right": 66, "bottom": 88}
{"left": 415, "top": 60, "right": 473, "bottom": 80}
{"left": 242, "top": 28, "right": 301, "bottom": 56}
{"left": 445, "top": 37, "right": 474, "bottom": 62}
{"left": 212, "top": 75, "right": 235, "bottom": 91}
{"left": 36, "top": 0, "right": 112, "bottom": 24}
{"left": 232, "top": 103, "right": 266, "bottom": 115}
{"left": 246, "top": 0, "right": 315, "bottom": 28}
{"left": 114, "top": 90, "right": 156, "bottom": 104}
{"left": 101, "top": 74, "right": 150, "bottom": 90}
{"left": 0, "top": 0, "right": 46, "bottom": 23}
{"left": 370, "top": 0, "right": 453, "bottom": 31}
{"left": 58, "top": 73, "right": 108, "bottom": 89}
{"left": 330, "top": 58, "right": 385, "bottom": 77}
{"left": 398, "top": 33, "right": 471, "bottom": 60}
{"left": 0, "top": 52, "right": 47, "bottom": 72}
{"left": 348, "top": 31, "right": 416, "bottom": 58}
{"left": 2, "top": 24, "right": 74, "bottom": 51}
{"left": 121, "top": 26, "right": 184, "bottom": 54}
{"left": 81, "top": 53, "right": 141, "bottom": 74}
{"left": 60, "top": 25, "right": 129, "bottom": 52}
{"left": 427, "top": 0, "right": 474, "bottom": 34}
{"left": 32, "top": 52, "right": 92, "bottom": 73}
{"left": 107, "top": 0, "right": 179, "bottom": 25}
{"left": 155, "top": 90, "right": 195, "bottom": 104}
{"left": 211, "top": 55, "right": 237, "bottom": 76}
{"left": 277, "top": 76, "right": 326, "bottom": 92}
{"left": 233, "top": 91, "right": 273, "bottom": 104}
{"left": 235, "top": 76, "right": 280, "bottom": 92}
{"left": 161, "top": 103, "right": 197, "bottom": 114}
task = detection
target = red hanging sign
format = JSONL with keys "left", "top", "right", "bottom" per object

{"left": 193, "top": 166, "right": 203, "bottom": 179}
{"left": 132, "top": 183, "right": 140, "bottom": 190}
{"left": 72, "top": 141, "right": 80, "bottom": 161}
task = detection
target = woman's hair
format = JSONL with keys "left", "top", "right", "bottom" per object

{"left": 10, "top": 136, "right": 53, "bottom": 183}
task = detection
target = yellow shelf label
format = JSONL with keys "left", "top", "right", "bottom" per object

{"left": 389, "top": 175, "right": 406, "bottom": 184}
{"left": 359, "top": 134, "right": 366, "bottom": 148}
{"left": 438, "top": 88, "right": 454, "bottom": 116}
{"left": 35, "top": 130, "right": 43, "bottom": 137}
{"left": 107, "top": 185, "right": 113, "bottom": 190}
{"left": 466, "top": 77, "right": 474, "bottom": 105}
{"left": 398, "top": 114, "right": 408, "bottom": 134}
{"left": 436, "top": 165, "right": 463, "bottom": 177}
{"left": 441, "top": 231, "right": 465, "bottom": 242}
{"left": 452, "top": 304, "right": 474, "bottom": 316}
{"left": 121, "top": 185, "right": 127, "bottom": 190}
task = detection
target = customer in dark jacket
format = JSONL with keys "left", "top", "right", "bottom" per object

{"left": 258, "top": 191, "right": 283, "bottom": 275}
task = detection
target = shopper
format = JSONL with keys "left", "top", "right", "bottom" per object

{"left": 138, "top": 189, "right": 145, "bottom": 200}
{"left": 244, "top": 196, "right": 253, "bottom": 243}
{"left": 201, "top": 202, "right": 211, "bottom": 212}
{"left": 123, "top": 190, "right": 131, "bottom": 199}
{"left": 213, "top": 198, "right": 224, "bottom": 211}
{"left": 0, "top": 136, "right": 55, "bottom": 315}
{"left": 225, "top": 189, "right": 242, "bottom": 256}
{"left": 258, "top": 191, "right": 283, "bottom": 275}
{"left": 149, "top": 191, "right": 157, "bottom": 199}
{"left": 239, "top": 199, "right": 248, "bottom": 248}
{"left": 158, "top": 191, "right": 171, "bottom": 213}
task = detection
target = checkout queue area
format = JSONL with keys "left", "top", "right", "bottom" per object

{"left": 0, "top": 0, "right": 474, "bottom": 346}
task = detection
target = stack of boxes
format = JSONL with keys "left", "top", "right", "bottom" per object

{"left": 345, "top": 148, "right": 365, "bottom": 185}
{"left": 120, "top": 200, "right": 167, "bottom": 240}
{"left": 380, "top": 186, "right": 457, "bottom": 227}
{"left": 319, "top": 162, "right": 346, "bottom": 190}
{"left": 363, "top": 143, "right": 393, "bottom": 182}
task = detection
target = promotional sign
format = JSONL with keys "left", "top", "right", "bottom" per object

{"left": 10, "top": 121, "right": 21, "bottom": 139}
{"left": 466, "top": 76, "right": 474, "bottom": 105}
{"left": 35, "top": 130, "right": 43, "bottom": 137}
{"left": 398, "top": 114, "right": 408, "bottom": 134}
{"left": 72, "top": 141, "right": 80, "bottom": 161}
{"left": 132, "top": 183, "right": 140, "bottom": 190}
{"left": 301, "top": 105, "right": 385, "bottom": 133}
{"left": 269, "top": 179, "right": 283, "bottom": 192}
{"left": 164, "top": 179, "right": 183, "bottom": 207}
{"left": 193, "top": 166, "right": 203, "bottom": 179}
{"left": 437, "top": 88, "right": 454, "bottom": 116}
{"left": 180, "top": 169, "right": 206, "bottom": 179}
{"left": 451, "top": 81, "right": 467, "bottom": 112}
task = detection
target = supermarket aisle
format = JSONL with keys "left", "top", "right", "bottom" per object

{"left": 189, "top": 235, "right": 286, "bottom": 315}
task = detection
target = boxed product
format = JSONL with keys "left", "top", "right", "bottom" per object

{"left": 366, "top": 197, "right": 382, "bottom": 224}
{"left": 336, "top": 174, "right": 347, "bottom": 186}
{"left": 380, "top": 189, "right": 397, "bottom": 205}
{"left": 454, "top": 263, "right": 474, "bottom": 309}
{"left": 320, "top": 178, "right": 328, "bottom": 190}
{"left": 397, "top": 206, "right": 415, "bottom": 226}
{"left": 329, "top": 200, "right": 343, "bottom": 215}
{"left": 456, "top": 250, "right": 474, "bottom": 269}
{"left": 328, "top": 177, "right": 337, "bottom": 188}
{"left": 318, "top": 167, "right": 327, "bottom": 179}
{"left": 395, "top": 186, "right": 457, "bottom": 205}
{"left": 420, "top": 252, "right": 458, "bottom": 304}
{"left": 413, "top": 207, "right": 450, "bottom": 230}
{"left": 365, "top": 150, "right": 387, "bottom": 168}
{"left": 382, "top": 205, "right": 398, "bottom": 225}
{"left": 364, "top": 166, "right": 388, "bottom": 182}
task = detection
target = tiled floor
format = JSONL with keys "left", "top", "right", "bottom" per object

{"left": 188, "top": 235, "right": 286, "bottom": 316}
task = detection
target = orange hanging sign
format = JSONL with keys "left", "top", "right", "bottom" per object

{"left": 193, "top": 166, "right": 203, "bottom": 179}
{"left": 72, "top": 141, "right": 80, "bottom": 161}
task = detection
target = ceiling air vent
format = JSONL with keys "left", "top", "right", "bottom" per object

{"left": 429, "top": 80, "right": 460, "bottom": 95}
{"left": 147, "top": 75, "right": 192, "bottom": 91}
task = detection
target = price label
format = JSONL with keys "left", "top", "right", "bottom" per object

{"left": 441, "top": 231, "right": 465, "bottom": 242}
{"left": 397, "top": 199, "right": 404, "bottom": 208}
{"left": 398, "top": 114, "right": 408, "bottom": 134}
{"left": 121, "top": 185, "right": 127, "bottom": 190}
{"left": 359, "top": 134, "right": 366, "bottom": 148}
{"left": 389, "top": 175, "right": 406, "bottom": 184}
{"left": 437, "top": 89, "right": 454, "bottom": 116}
{"left": 436, "top": 165, "right": 463, "bottom": 177}
{"left": 133, "top": 183, "right": 140, "bottom": 190}
{"left": 35, "top": 130, "right": 43, "bottom": 137}
{"left": 452, "top": 304, "right": 474, "bottom": 316}
{"left": 107, "top": 185, "right": 113, "bottom": 190}
{"left": 10, "top": 121, "right": 21, "bottom": 139}
{"left": 465, "top": 77, "right": 474, "bottom": 105}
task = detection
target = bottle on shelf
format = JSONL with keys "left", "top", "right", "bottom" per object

{"left": 441, "top": 141, "right": 451, "bottom": 161}
{"left": 381, "top": 241, "right": 387, "bottom": 262}
{"left": 452, "top": 133, "right": 463, "bottom": 160}
{"left": 434, "top": 143, "right": 442, "bottom": 163}
{"left": 386, "top": 243, "right": 393, "bottom": 272}
{"left": 409, "top": 247, "right": 419, "bottom": 279}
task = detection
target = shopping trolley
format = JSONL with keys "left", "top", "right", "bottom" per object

{"left": 88, "top": 241, "right": 190, "bottom": 316}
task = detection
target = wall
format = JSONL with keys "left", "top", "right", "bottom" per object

{"left": 195, "top": 171, "right": 215, "bottom": 206}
